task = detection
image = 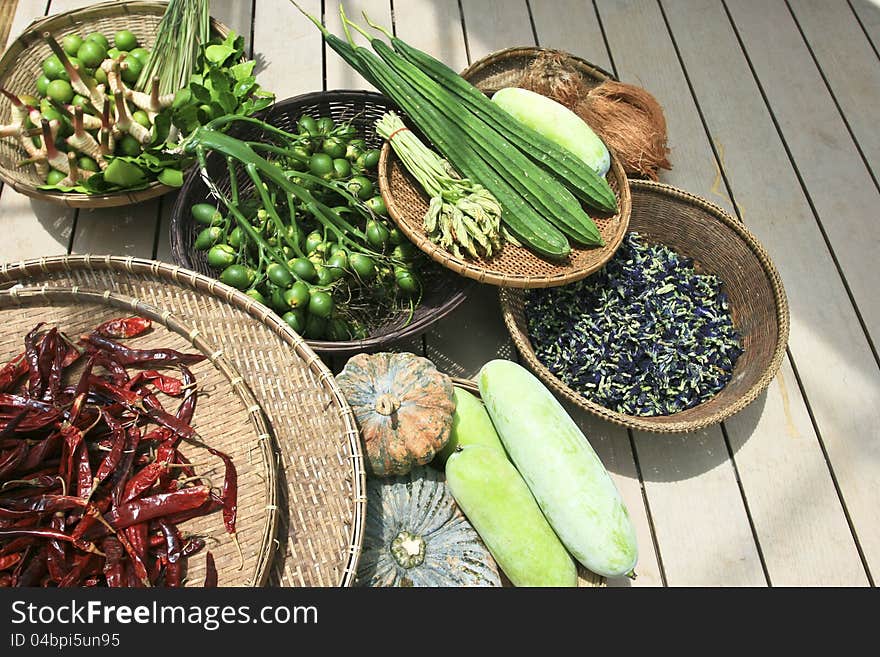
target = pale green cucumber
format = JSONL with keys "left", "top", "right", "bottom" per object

{"left": 492, "top": 87, "right": 611, "bottom": 177}
{"left": 446, "top": 445, "right": 577, "bottom": 587}
{"left": 435, "top": 387, "right": 506, "bottom": 465}
{"left": 478, "top": 359, "right": 638, "bottom": 577}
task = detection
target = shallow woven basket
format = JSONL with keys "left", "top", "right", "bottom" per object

{"left": 0, "top": 286, "right": 277, "bottom": 587}
{"left": 0, "top": 1, "right": 234, "bottom": 208}
{"left": 170, "top": 89, "right": 472, "bottom": 354}
{"left": 500, "top": 181, "right": 790, "bottom": 433}
{"left": 0, "top": 255, "right": 367, "bottom": 586}
{"left": 378, "top": 46, "right": 630, "bottom": 289}
{"left": 451, "top": 377, "right": 605, "bottom": 587}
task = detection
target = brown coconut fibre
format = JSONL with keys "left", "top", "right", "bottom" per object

{"left": 519, "top": 52, "right": 672, "bottom": 181}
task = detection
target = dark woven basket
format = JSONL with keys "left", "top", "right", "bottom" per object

{"left": 501, "top": 181, "right": 790, "bottom": 433}
{"left": 170, "top": 90, "right": 472, "bottom": 354}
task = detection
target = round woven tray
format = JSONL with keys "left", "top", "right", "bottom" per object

{"left": 170, "top": 89, "right": 473, "bottom": 354}
{"left": 377, "top": 48, "right": 630, "bottom": 289}
{"left": 0, "top": 285, "right": 277, "bottom": 586}
{"left": 450, "top": 377, "right": 605, "bottom": 587}
{"left": 0, "top": 0, "right": 234, "bottom": 208}
{"left": 0, "top": 255, "right": 366, "bottom": 586}
{"left": 500, "top": 181, "right": 790, "bottom": 433}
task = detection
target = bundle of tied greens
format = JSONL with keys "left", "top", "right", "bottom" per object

{"left": 376, "top": 111, "right": 507, "bottom": 259}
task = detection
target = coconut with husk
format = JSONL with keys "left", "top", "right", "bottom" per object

{"left": 519, "top": 51, "right": 671, "bottom": 181}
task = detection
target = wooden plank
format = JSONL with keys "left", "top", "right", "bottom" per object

{"left": 323, "top": 0, "right": 392, "bottom": 91}
{"left": 727, "top": 0, "right": 880, "bottom": 343}
{"left": 0, "top": 0, "right": 74, "bottom": 263}
{"left": 788, "top": 0, "right": 880, "bottom": 183}
{"left": 720, "top": 0, "right": 880, "bottom": 580}
{"left": 253, "top": 0, "right": 322, "bottom": 98}
{"left": 850, "top": 0, "right": 880, "bottom": 51}
{"left": 528, "top": 0, "right": 663, "bottom": 587}
{"left": 663, "top": 0, "right": 871, "bottom": 586}
{"left": 595, "top": 0, "right": 765, "bottom": 586}
{"left": 391, "top": 0, "right": 469, "bottom": 74}
{"left": 460, "top": 0, "right": 534, "bottom": 59}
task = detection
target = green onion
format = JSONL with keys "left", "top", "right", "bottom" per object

{"left": 135, "top": 0, "right": 210, "bottom": 96}
{"left": 375, "top": 111, "right": 505, "bottom": 259}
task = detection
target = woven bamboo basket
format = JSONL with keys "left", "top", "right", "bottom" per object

{"left": 500, "top": 181, "right": 790, "bottom": 433}
{"left": 0, "top": 255, "right": 366, "bottom": 586}
{"left": 377, "top": 46, "right": 630, "bottom": 288}
{"left": 170, "top": 89, "right": 473, "bottom": 354}
{"left": 0, "top": 285, "right": 277, "bottom": 587}
{"left": 450, "top": 377, "right": 605, "bottom": 587}
{"left": 0, "top": 1, "right": 234, "bottom": 208}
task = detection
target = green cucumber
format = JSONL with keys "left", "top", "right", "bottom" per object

{"left": 435, "top": 387, "right": 505, "bottom": 465}
{"left": 446, "top": 445, "right": 577, "bottom": 587}
{"left": 478, "top": 360, "right": 638, "bottom": 578}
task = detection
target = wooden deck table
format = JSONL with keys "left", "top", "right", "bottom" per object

{"left": 1, "top": 0, "right": 878, "bottom": 587}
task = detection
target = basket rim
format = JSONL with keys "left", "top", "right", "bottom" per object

{"left": 0, "top": 0, "right": 233, "bottom": 209}
{"left": 0, "top": 283, "right": 279, "bottom": 586}
{"left": 169, "top": 88, "right": 474, "bottom": 354}
{"left": 458, "top": 45, "right": 617, "bottom": 88}
{"left": 0, "top": 253, "right": 367, "bottom": 586}
{"left": 500, "top": 179, "right": 791, "bottom": 434}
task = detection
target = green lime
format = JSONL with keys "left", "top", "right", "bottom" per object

{"left": 395, "top": 267, "right": 420, "bottom": 295}
{"left": 107, "top": 47, "right": 121, "bottom": 60}
{"left": 227, "top": 226, "right": 245, "bottom": 249}
{"left": 35, "top": 75, "right": 51, "bottom": 97}
{"left": 362, "top": 149, "right": 381, "bottom": 170}
{"left": 305, "top": 231, "right": 323, "bottom": 254}
{"left": 94, "top": 67, "right": 108, "bottom": 85}
{"left": 191, "top": 203, "right": 223, "bottom": 226}
{"left": 321, "top": 137, "right": 346, "bottom": 159}
{"left": 365, "top": 220, "right": 389, "bottom": 248}
{"left": 42, "top": 55, "right": 66, "bottom": 81}
{"left": 116, "top": 134, "right": 141, "bottom": 157}
{"left": 290, "top": 257, "right": 317, "bottom": 282}
{"left": 78, "top": 156, "right": 100, "bottom": 173}
{"left": 297, "top": 115, "right": 318, "bottom": 136}
{"left": 331, "top": 158, "right": 350, "bottom": 179}
{"left": 132, "top": 110, "right": 150, "bottom": 128}
{"left": 114, "top": 30, "right": 138, "bottom": 52}
{"left": 129, "top": 47, "right": 150, "bottom": 65}
{"left": 46, "top": 79, "right": 74, "bottom": 104}
{"left": 121, "top": 56, "right": 142, "bottom": 85}
{"left": 45, "top": 169, "right": 66, "bottom": 186}
{"left": 85, "top": 32, "right": 110, "bottom": 50}
{"left": 76, "top": 40, "right": 106, "bottom": 68}
{"left": 71, "top": 94, "right": 89, "bottom": 109}
{"left": 61, "top": 34, "right": 83, "bottom": 56}
{"left": 315, "top": 265, "right": 334, "bottom": 286}
{"left": 365, "top": 195, "right": 387, "bottom": 216}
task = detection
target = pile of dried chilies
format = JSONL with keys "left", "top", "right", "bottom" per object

{"left": 0, "top": 317, "right": 234, "bottom": 587}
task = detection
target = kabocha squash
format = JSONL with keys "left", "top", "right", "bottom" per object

{"left": 336, "top": 352, "right": 455, "bottom": 476}
{"left": 356, "top": 466, "right": 502, "bottom": 587}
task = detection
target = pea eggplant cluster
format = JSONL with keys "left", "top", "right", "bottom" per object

{"left": 189, "top": 112, "right": 424, "bottom": 341}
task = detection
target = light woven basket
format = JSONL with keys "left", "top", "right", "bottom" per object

{"left": 450, "top": 377, "right": 605, "bottom": 587}
{"left": 0, "top": 285, "right": 278, "bottom": 587}
{"left": 0, "top": 0, "right": 234, "bottom": 208}
{"left": 500, "top": 181, "right": 790, "bottom": 433}
{"left": 0, "top": 255, "right": 367, "bottom": 586}
{"left": 377, "top": 47, "right": 630, "bottom": 289}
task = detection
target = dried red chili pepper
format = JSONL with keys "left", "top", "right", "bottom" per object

{"left": 120, "top": 524, "right": 150, "bottom": 586}
{"left": 156, "top": 519, "right": 183, "bottom": 563}
{"left": 15, "top": 546, "right": 47, "bottom": 587}
{"left": 0, "top": 553, "right": 21, "bottom": 570}
{"left": 105, "top": 487, "right": 210, "bottom": 531}
{"left": 0, "top": 495, "right": 86, "bottom": 518}
{"left": 203, "top": 551, "right": 217, "bottom": 587}
{"left": 24, "top": 323, "right": 45, "bottom": 398}
{"left": 83, "top": 334, "right": 207, "bottom": 368}
{"left": 109, "top": 427, "right": 140, "bottom": 508}
{"left": 165, "top": 558, "right": 183, "bottom": 587}
{"left": 58, "top": 553, "right": 101, "bottom": 588}
{"left": 176, "top": 366, "right": 197, "bottom": 424}
{"left": 46, "top": 513, "right": 67, "bottom": 583}
{"left": 126, "top": 371, "right": 184, "bottom": 397}
{"left": 0, "top": 352, "right": 28, "bottom": 393}
{"left": 92, "top": 415, "right": 126, "bottom": 490}
{"left": 94, "top": 317, "right": 152, "bottom": 340}
{"left": 0, "top": 442, "right": 27, "bottom": 479}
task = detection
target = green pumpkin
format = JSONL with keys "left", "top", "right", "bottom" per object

{"left": 356, "top": 467, "right": 501, "bottom": 587}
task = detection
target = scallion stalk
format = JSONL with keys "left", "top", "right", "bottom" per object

{"left": 135, "top": 0, "right": 211, "bottom": 96}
